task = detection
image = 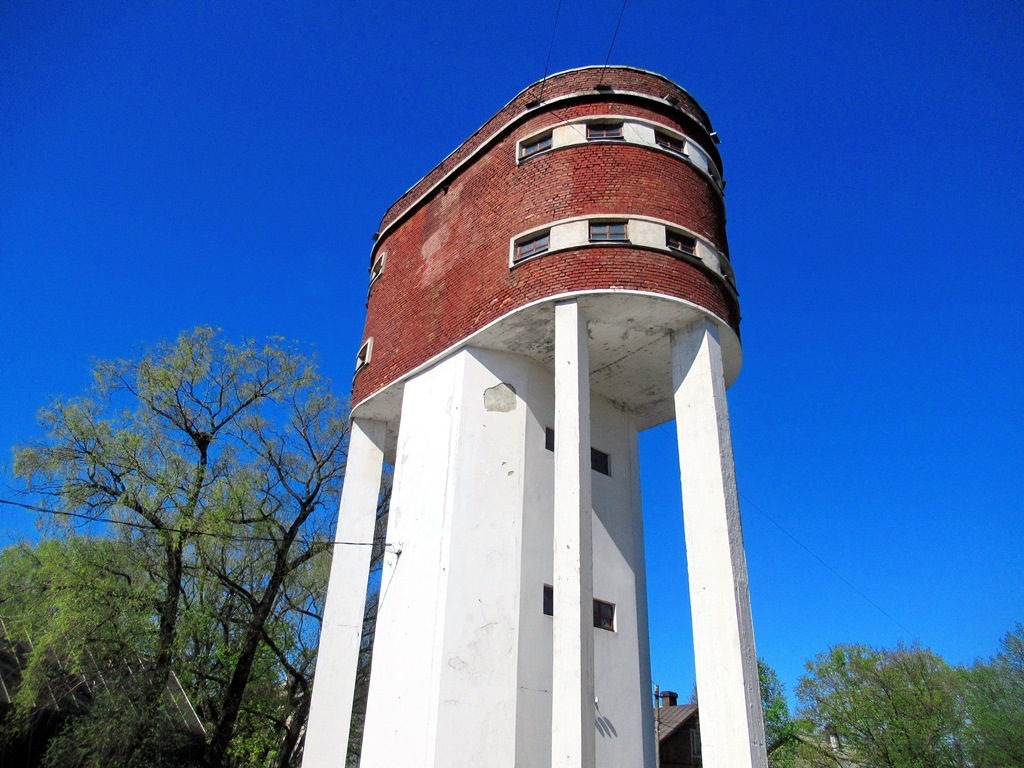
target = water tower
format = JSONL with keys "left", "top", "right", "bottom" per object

{"left": 304, "top": 66, "right": 767, "bottom": 768}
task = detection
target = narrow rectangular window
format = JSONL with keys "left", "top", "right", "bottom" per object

{"left": 593, "top": 599, "right": 615, "bottom": 630}
{"left": 355, "top": 338, "right": 373, "bottom": 374}
{"left": 589, "top": 221, "right": 627, "bottom": 242}
{"left": 369, "top": 251, "right": 386, "bottom": 283}
{"left": 655, "top": 130, "right": 685, "bottom": 154}
{"left": 586, "top": 122, "right": 624, "bottom": 141}
{"left": 514, "top": 232, "right": 550, "bottom": 262}
{"left": 666, "top": 231, "right": 697, "bottom": 257}
{"left": 543, "top": 584, "right": 553, "bottom": 616}
{"left": 546, "top": 429, "right": 610, "bottom": 476}
{"left": 691, "top": 728, "right": 702, "bottom": 757}
{"left": 520, "top": 133, "right": 552, "bottom": 159}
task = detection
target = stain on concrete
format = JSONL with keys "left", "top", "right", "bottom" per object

{"left": 483, "top": 382, "right": 517, "bottom": 412}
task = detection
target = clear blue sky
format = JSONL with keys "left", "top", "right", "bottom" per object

{"left": 3, "top": 0, "right": 1022, "bottom": 705}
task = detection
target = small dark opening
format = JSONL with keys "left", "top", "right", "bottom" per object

{"left": 593, "top": 599, "right": 615, "bottom": 630}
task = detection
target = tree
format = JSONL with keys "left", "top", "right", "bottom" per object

{"left": 796, "top": 642, "right": 967, "bottom": 768}
{"left": 962, "top": 624, "right": 1024, "bottom": 768}
{"left": 759, "top": 660, "right": 801, "bottom": 767}
{"left": 9, "top": 327, "right": 356, "bottom": 767}
{"left": 0, "top": 537, "right": 204, "bottom": 767}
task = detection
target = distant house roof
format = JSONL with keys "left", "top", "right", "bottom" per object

{"left": 655, "top": 702, "right": 698, "bottom": 742}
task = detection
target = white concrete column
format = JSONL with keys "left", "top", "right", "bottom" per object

{"left": 551, "top": 300, "right": 596, "bottom": 768}
{"left": 628, "top": 421, "right": 657, "bottom": 768}
{"left": 671, "top": 318, "right": 767, "bottom": 768}
{"left": 303, "top": 417, "right": 387, "bottom": 768}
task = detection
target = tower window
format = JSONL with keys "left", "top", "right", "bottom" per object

{"left": 691, "top": 728, "right": 702, "bottom": 757}
{"left": 593, "top": 599, "right": 615, "bottom": 631}
{"left": 666, "top": 231, "right": 697, "bottom": 257}
{"left": 355, "top": 338, "right": 373, "bottom": 374}
{"left": 543, "top": 586, "right": 616, "bottom": 632}
{"left": 586, "top": 122, "right": 624, "bottom": 141}
{"left": 544, "top": 428, "right": 611, "bottom": 476}
{"left": 655, "top": 130, "right": 685, "bottom": 154}
{"left": 369, "top": 251, "right": 386, "bottom": 284}
{"left": 514, "top": 231, "right": 550, "bottom": 262}
{"left": 589, "top": 221, "right": 627, "bottom": 242}
{"left": 520, "top": 132, "right": 553, "bottom": 159}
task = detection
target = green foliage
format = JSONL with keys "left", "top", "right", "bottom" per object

{"left": 797, "top": 642, "right": 966, "bottom": 768}
{"left": 962, "top": 624, "right": 1024, "bottom": 768}
{"left": 38, "top": 681, "right": 205, "bottom": 768}
{"left": 5, "top": 327, "right": 356, "bottom": 768}
{"left": 759, "top": 659, "right": 800, "bottom": 767}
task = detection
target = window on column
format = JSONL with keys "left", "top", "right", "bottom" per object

{"left": 593, "top": 599, "right": 615, "bottom": 631}
{"left": 590, "top": 448, "right": 610, "bottom": 476}
{"left": 543, "top": 586, "right": 616, "bottom": 632}
{"left": 544, "top": 428, "right": 611, "bottom": 476}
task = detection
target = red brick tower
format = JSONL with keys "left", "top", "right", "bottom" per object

{"left": 305, "top": 67, "right": 766, "bottom": 768}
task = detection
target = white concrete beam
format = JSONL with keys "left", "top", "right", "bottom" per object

{"left": 551, "top": 300, "right": 596, "bottom": 768}
{"left": 302, "top": 417, "right": 387, "bottom": 768}
{"left": 671, "top": 319, "right": 767, "bottom": 768}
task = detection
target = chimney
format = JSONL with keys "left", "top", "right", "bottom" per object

{"left": 661, "top": 690, "right": 678, "bottom": 707}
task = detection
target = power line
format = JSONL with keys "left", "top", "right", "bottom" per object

{"left": 654, "top": 422, "right": 916, "bottom": 639}
{"left": 597, "top": 0, "right": 629, "bottom": 85}
{"left": 0, "top": 497, "right": 394, "bottom": 551}
{"left": 535, "top": 0, "right": 564, "bottom": 104}
{"left": 738, "top": 491, "right": 918, "bottom": 640}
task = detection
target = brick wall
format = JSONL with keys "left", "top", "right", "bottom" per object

{"left": 352, "top": 67, "right": 738, "bottom": 405}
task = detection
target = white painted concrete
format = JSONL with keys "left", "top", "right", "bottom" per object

{"left": 359, "top": 348, "right": 533, "bottom": 767}
{"left": 349, "top": 341, "right": 655, "bottom": 767}
{"left": 671, "top": 318, "right": 767, "bottom": 768}
{"left": 303, "top": 418, "right": 386, "bottom": 768}
{"left": 552, "top": 300, "right": 596, "bottom": 768}
{"left": 628, "top": 422, "right": 657, "bottom": 768}
{"left": 629, "top": 218, "right": 663, "bottom": 250}
{"left": 550, "top": 219, "right": 589, "bottom": 251}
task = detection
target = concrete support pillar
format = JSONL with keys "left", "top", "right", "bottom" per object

{"left": 671, "top": 318, "right": 767, "bottom": 768}
{"left": 551, "top": 300, "right": 596, "bottom": 768}
{"left": 302, "top": 417, "right": 387, "bottom": 768}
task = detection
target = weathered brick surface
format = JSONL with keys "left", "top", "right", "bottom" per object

{"left": 353, "top": 67, "right": 738, "bottom": 405}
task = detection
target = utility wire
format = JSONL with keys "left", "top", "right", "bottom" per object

{"left": 535, "top": 0, "right": 564, "bottom": 104}
{"left": 0, "top": 497, "right": 395, "bottom": 551}
{"left": 738, "top": 491, "right": 918, "bottom": 639}
{"left": 654, "top": 422, "right": 915, "bottom": 639}
{"left": 597, "top": 0, "right": 629, "bottom": 86}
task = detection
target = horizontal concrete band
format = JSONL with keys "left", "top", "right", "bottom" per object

{"left": 509, "top": 214, "right": 736, "bottom": 289}
{"left": 516, "top": 115, "right": 724, "bottom": 193}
